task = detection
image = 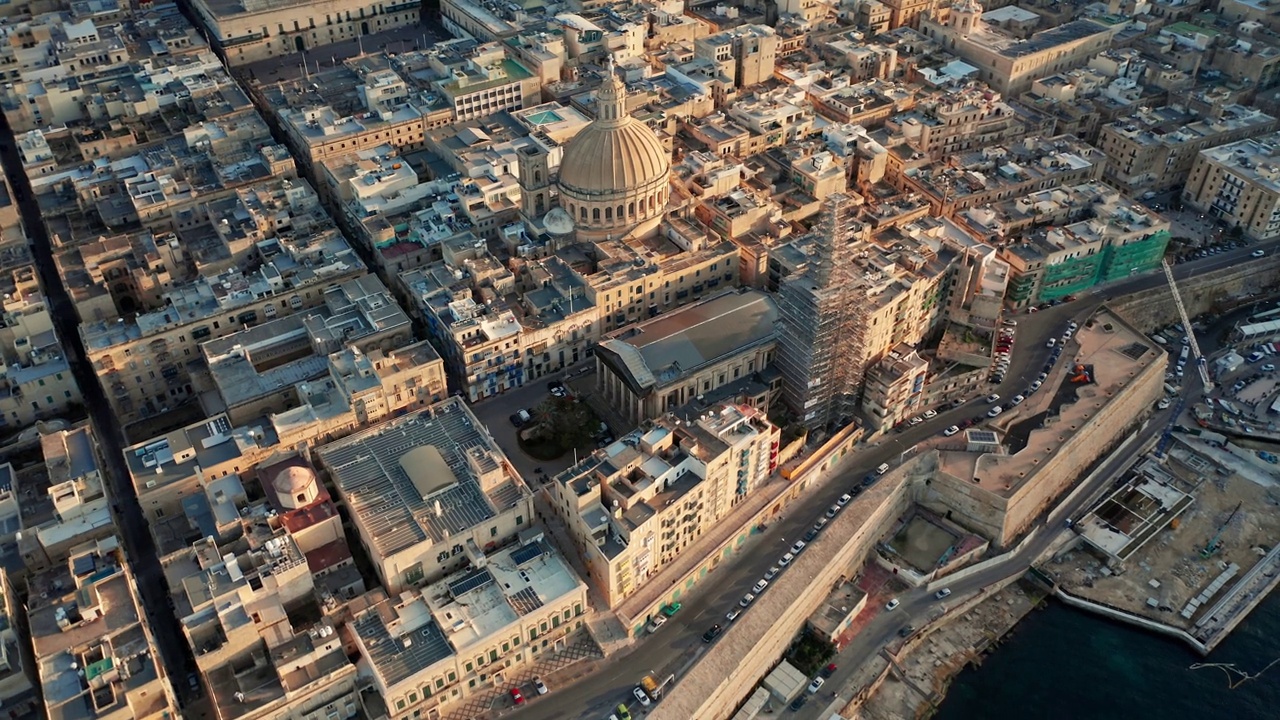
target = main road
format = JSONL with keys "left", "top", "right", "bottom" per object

{"left": 506, "top": 240, "right": 1280, "bottom": 720}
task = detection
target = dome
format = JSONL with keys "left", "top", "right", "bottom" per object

{"left": 557, "top": 55, "right": 671, "bottom": 241}
{"left": 558, "top": 121, "right": 671, "bottom": 196}
{"left": 273, "top": 466, "right": 318, "bottom": 509}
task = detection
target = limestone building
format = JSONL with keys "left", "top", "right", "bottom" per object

{"left": 556, "top": 56, "right": 672, "bottom": 243}
{"left": 188, "top": 0, "right": 420, "bottom": 65}
{"left": 1183, "top": 133, "right": 1280, "bottom": 240}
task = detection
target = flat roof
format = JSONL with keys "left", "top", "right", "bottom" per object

{"left": 317, "top": 398, "right": 526, "bottom": 557}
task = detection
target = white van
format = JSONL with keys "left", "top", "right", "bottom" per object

{"left": 876, "top": 463, "right": 890, "bottom": 475}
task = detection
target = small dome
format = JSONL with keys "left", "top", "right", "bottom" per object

{"left": 273, "top": 466, "right": 318, "bottom": 509}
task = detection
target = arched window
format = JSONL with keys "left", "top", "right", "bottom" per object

{"left": 617, "top": 204, "right": 624, "bottom": 220}
{"left": 592, "top": 208, "right": 600, "bottom": 221}
{"left": 534, "top": 170, "right": 541, "bottom": 184}
{"left": 628, "top": 201, "right": 636, "bottom": 217}
{"left": 605, "top": 207, "right": 613, "bottom": 220}
{"left": 580, "top": 206, "right": 587, "bottom": 221}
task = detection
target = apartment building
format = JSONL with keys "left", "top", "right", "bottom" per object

{"left": 1096, "top": 104, "right": 1278, "bottom": 191}
{"left": 1183, "top": 133, "right": 1280, "bottom": 241}
{"left": 595, "top": 289, "right": 780, "bottom": 427}
{"left": 352, "top": 539, "right": 587, "bottom": 719}
{"left": 163, "top": 529, "right": 361, "bottom": 720}
{"left": 199, "top": 274, "right": 416, "bottom": 424}
{"left": 433, "top": 42, "right": 541, "bottom": 122}
{"left": 0, "top": 567, "right": 33, "bottom": 710}
{"left": 548, "top": 404, "right": 780, "bottom": 608}
{"left": 80, "top": 209, "right": 365, "bottom": 427}
{"left": 693, "top": 25, "right": 779, "bottom": 89}
{"left": 316, "top": 398, "right": 535, "bottom": 594}
{"left": 884, "top": 84, "right": 1036, "bottom": 158}
{"left": 896, "top": 135, "right": 1105, "bottom": 216}
{"left": 29, "top": 538, "right": 178, "bottom": 720}
{"left": 188, "top": 0, "right": 419, "bottom": 64}
{"left": 999, "top": 186, "right": 1171, "bottom": 306}
{"left": 17, "top": 426, "right": 114, "bottom": 574}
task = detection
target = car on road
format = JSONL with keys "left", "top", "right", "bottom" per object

{"left": 726, "top": 608, "right": 741, "bottom": 622}
{"left": 510, "top": 688, "right": 525, "bottom": 705}
{"left": 908, "top": 415, "right": 924, "bottom": 426}
{"left": 1157, "top": 398, "right": 1171, "bottom": 410}
{"left": 633, "top": 687, "right": 651, "bottom": 706}
{"left": 987, "top": 406, "right": 1003, "bottom": 418}
{"left": 509, "top": 409, "right": 532, "bottom": 427}
{"left": 765, "top": 566, "right": 780, "bottom": 580}
{"left": 943, "top": 425, "right": 960, "bottom": 436}
{"left": 1046, "top": 338, "right": 1057, "bottom": 348}
{"left": 826, "top": 504, "right": 840, "bottom": 518}
{"left": 646, "top": 614, "right": 666, "bottom": 632}
{"left": 547, "top": 380, "right": 567, "bottom": 397}
{"left": 804, "top": 528, "right": 820, "bottom": 542}
{"left": 791, "top": 540, "right": 807, "bottom": 554}
{"left": 935, "top": 588, "right": 952, "bottom": 599}
{"left": 702, "top": 624, "right": 723, "bottom": 643}
{"left": 885, "top": 598, "right": 900, "bottom": 611}
{"left": 951, "top": 397, "right": 967, "bottom": 408}
{"left": 1011, "top": 394, "right": 1025, "bottom": 406}
{"left": 615, "top": 704, "right": 632, "bottom": 720}
{"left": 821, "top": 663, "right": 838, "bottom": 678}
{"left": 839, "top": 493, "right": 852, "bottom": 506}
{"left": 739, "top": 593, "right": 756, "bottom": 608}
{"left": 790, "top": 695, "right": 808, "bottom": 711}
{"left": 877, "top": 462, "right": 890, "bottom": 475}
{"left": 986, "top": 394, "right": 1000, "bottom": 404}
{"left": 923, "top": 409, "right": 938, "bottom": 419}
{"left": 899, "top": 625, "right": 915, "bottom": 638}
{"left": 779, "top": 552, "right": 795, "bottom": 567}
{"left": 753, "top": 579, "right": 769, "bottom": 593}
{"left": 661, "top": 602, "right": 682, "bottom": 617}
{"left": 1264, "top": 364, "right": 1277, "bottom": 372}
{"left": 1253, "top": 249, "right": 1267, "bottom": 258}
{"left": 808, "top": 677, "right": 825, "bottom": 694}
{"left": 534, "top": 678, "right": 549, "bottom": 695}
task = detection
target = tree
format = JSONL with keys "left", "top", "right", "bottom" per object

{"left": 531, "top": 396, "right": 599, "bottom": 453}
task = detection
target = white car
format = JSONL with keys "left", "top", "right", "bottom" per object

{"left": 534, "top": 678, "right": 549, "bottom": 695}
{"left": 943, "top": 425, "right": 960, "bottom": 436}
{"left": 1011, "top": 394, "right": 1025, "bottom": 406}
{"left": 752, "top": 579, "right": 769, "bottom": 594}
{"left": 986, "top": 394, "right": 1001, "bottom": 404}
{"left": 779, "top": 552, "right": 794, "bottom": 567}
{"left": 1157, "top": 398, "right": 1171, "bottom": 410}
{"left": 838, "top": 493, "right": 852, "bottom": 506}
{"left": 808, "top": 677, "right": 825, "bottom": 694}
{"left": 923, "top": 409, "right": 938, "bottom": 419}
{"left": 739, "top": 593, "right": 756, "bottom": 608}
{"left": 1264, "top": 364, "right": 1277, "bottom": 372}
{"left": 935, "top": 588, "right": 952, "bottom": 600}
{"left": 885, "top": 598, "right": 900, "bottom": 611}
{"left": 726, "top": 608, "right": 741, "bottom": 622}
{"left": 1253, "top": 249, "right": 1266, "bottom": 258}
{"left": 634, "top": 687, "right": 651, "bottom": 706}
{"left": 987, "top": 406, "right": 1003, "bottom": 418}
{"left": 791, "top": 540, "right": 807, "bottom": 554}
{"left": 1046, "top": 338, "right": 1057, "bottom": 348}
{"left": 765, "top": 566, "right": 780, "bottom": 580}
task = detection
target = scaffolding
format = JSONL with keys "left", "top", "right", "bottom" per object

{"left": 775, "top": 193, "right": 870, "bottom": 429}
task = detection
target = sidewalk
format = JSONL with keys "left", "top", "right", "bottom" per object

{"left": 444, "top": 631, "right": 604, "bottom": 720}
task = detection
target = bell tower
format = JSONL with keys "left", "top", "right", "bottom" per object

{"left": 518, "top": 143, "right": 552, "bottom": 219}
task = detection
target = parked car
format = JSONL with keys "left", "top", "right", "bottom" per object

{"left": 1046, "top": 338, "right": 1057, "bottom": 349}
{"left": 702, "top": 624, "right": 723, "bottom": 643}
{"left": 510, "top": 688, "right": 525, "bottom": 705}
{"left": 726, "top": 608, "right": 741, "bottom": 622}
{"left": 943, "top": 425, "right": 960, "bottom": 436}
{"left": 534, "top": 678, "right": 549, "bottom": 695}
{"left": 661, "top": 603, "right": 682, "bottom": 617}
{"left": 838, "top": 493, "right": 852, "bottom": 506}
{"left": 826, "top": 504, "right": 840, "bottom": 518}
{"left": 1253, "top": 249, "right": 1266, "bottom": 258}
{"left": 986, "top": 394, "right": 1001, "bottom": 403}
{"left": 779, "top": 552, "right": 795, "bottom": 567}
{"left": 739, "top": 593, "right": 756, "bottom": 608}
{"left": 765, "top": 566, "right": 780, "bottom": 580}
{"left": 633, "top": 687, "right": 651, "bottom": 706}
{"left": 1264, "top": 364, "right": 1276, "bottom": 372}
{"left": 923, "top": 409, "right": 938, "bottom": 419}
{"left": 807, "top": 677, "right": 825, "bottom": 694}
{"left": 885, "top": 598, "right": 900, "bottom": 611}
{"left": 987, "top": 406, "right": 1003, "bottom": 418}
{"left": 547, "top": 380, "right": 567, "bottom": 397}
{"left": 820, "top": 663, "right": 838, "bottom": 678}
{"left": 753, "top": 578, "right": 769, "bottom": 593}
{"left": 791, "top": 540, "right": 807, "bottom": 554}
{"left": 509, "top": 409, "right": 532, "bottom": 427}
{"left": 615, "top": 703, "right": 632, "bottom": 720}
{"left": 935, "top": 588, "right": 952, "bottom": 599}
{"left": 1011, "top": 394, "right": 1025, "bottom": 406}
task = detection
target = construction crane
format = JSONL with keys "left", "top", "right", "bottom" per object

{"left": 1161, "top": 260, "right": 1214, "bottom": 395}
{"left": 1201, "top": 502, "right": 1243, "bottom": 558}
{"left": 1154, "top": 397, "right": 1187, "bottom": 459}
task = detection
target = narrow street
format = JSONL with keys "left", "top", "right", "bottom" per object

{"left": 0, "top": 120, "right": 199, "bottom": 702}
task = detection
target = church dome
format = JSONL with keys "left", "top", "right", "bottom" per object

{"left": 558, "top": 56, "right": 671, "bottom": 241}
{"left": 558, "top": 121, "right": 671, "bottom": 196}
{"left": 273, "top": 466, "right": 318, "bottom": 509}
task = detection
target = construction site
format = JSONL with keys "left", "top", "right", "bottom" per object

{"left": 1048, "top": 433, "right": 1280, "bottom": 647}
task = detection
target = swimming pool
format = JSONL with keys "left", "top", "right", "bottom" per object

{"left": 526, "top": 109, "right": 564, "bottom": 125}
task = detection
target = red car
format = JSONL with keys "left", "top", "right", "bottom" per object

{"left": 510, "top": 688, "right": 525, "bottom": 705}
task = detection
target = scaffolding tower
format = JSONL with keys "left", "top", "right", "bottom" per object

{"left": 775, "top": 193, "right": 871, "bottom": 429}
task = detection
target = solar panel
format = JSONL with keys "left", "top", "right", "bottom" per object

{"left": 968, "top": 430, "right": 998, "bottom": 444}
{"left": 448, "top": 568, "right": 494, "bottom": 598}
{"left": 511, "top": 542, "right": 544, "bottom": 566}
{"left": 508, "top": 586, "right": 544, "bottom": 616}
